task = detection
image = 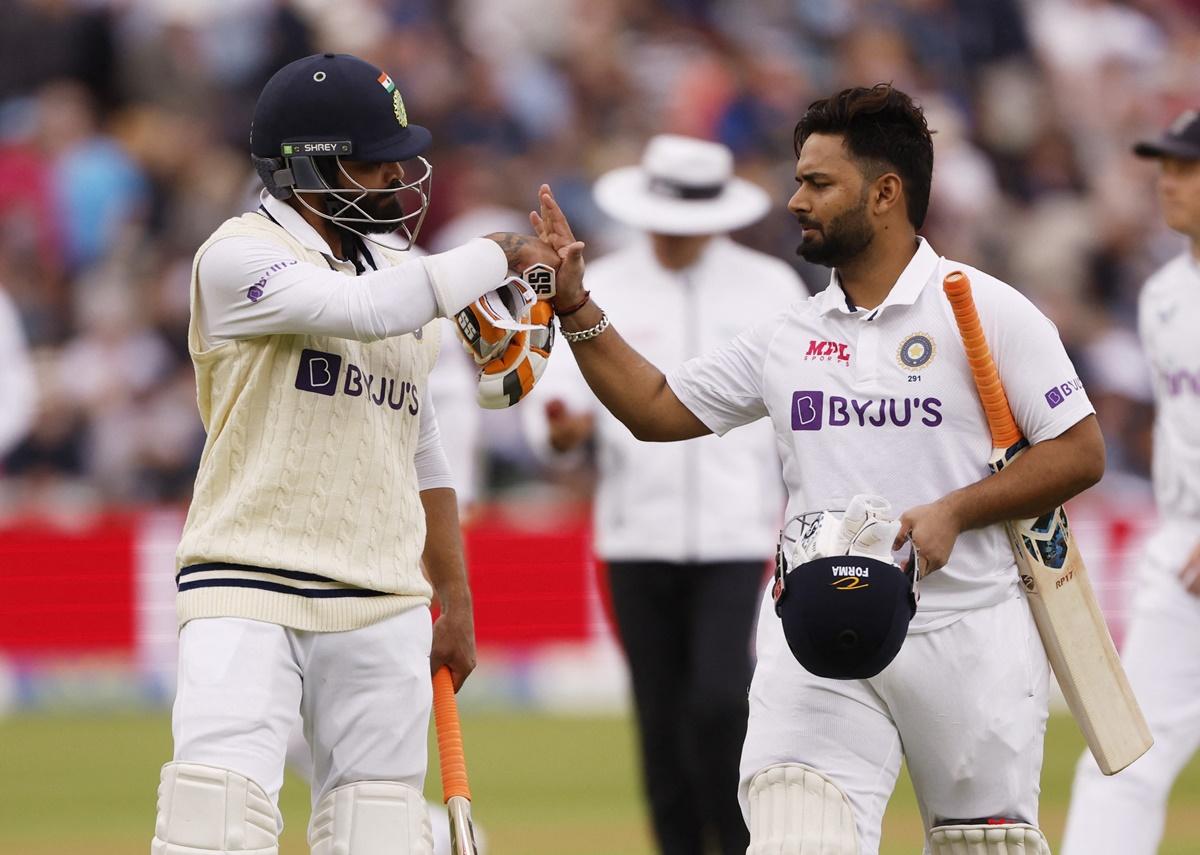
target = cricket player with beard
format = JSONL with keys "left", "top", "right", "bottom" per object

{"left": 151, "top": 53, "right": 558, "bottom": 855}
{"left": 531, "top": 84, "right": 1105, "bottom": 854}
{"left": 1061, "top": 110, "right": 1200, "bottom": 855}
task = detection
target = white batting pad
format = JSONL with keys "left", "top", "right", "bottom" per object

{"left": 309, "top": 780, "right": 434, "bottom": 855}
{"left": 151, "top": 762, "right": 279, "bottom": 855}
{"left": 930, "top": 822, "right": 1051, "bottom": 855}
{"left": 747, "top": 763, "right": 859, "bottom": 854}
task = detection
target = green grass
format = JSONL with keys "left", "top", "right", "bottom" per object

{"left": 1, "top": 710, "right": 1198, "bottom": 854}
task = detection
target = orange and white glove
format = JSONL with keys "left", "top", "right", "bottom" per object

{"left": 454, "top": 265, "right": 556, "bottom": 409}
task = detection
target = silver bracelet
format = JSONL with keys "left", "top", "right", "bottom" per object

{"left": 560, "top": 310, "right": 610, "bottom": 343}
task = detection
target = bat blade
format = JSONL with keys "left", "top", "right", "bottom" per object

{"left": 990, "top": 445, "right": 1153, "bottom": 774}
{"left": 433, "top": 668, "right": 480, "bottom": 854}
{"left": 947, "top": 270, "right": 1152, "bottom": 775}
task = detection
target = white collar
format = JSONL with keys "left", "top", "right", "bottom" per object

{"left": 259, "top": 192, "right": 341, "bottom": 259}
{"left": 815, "top": 237, "right": 940, "bottom": 317}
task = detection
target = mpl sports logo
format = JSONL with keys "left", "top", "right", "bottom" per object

{"left": 295, "top": 348, "right": 421, "bottom": 414}
{"left": 805, "top": 339, "right": 851, "bottom": 365}
{"left": 791, "top": 391, "right": 943, "bottom": 431}
{"left": 1044, "top": 377, "right": 1084, "bottom": 409}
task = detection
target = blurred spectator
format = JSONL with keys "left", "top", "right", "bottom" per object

{"left": 35, "top": 81, "right": 148, "bottom": 274}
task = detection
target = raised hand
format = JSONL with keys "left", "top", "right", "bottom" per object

{"left": 530, "top": 184, "right": 586, "bottom": 312}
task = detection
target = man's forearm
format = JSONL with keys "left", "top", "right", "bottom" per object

{"left": 944, "top": 415, "right": 1105, "bottom": 531}
{"left": 420, "top": 487, "right": 471, "bottom": 609}
{"left": 559, "top": 302, "right": 708, "bottom": 442}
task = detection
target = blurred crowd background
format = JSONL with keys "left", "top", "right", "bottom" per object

{"left": 1, "top": 0, "right": 1198, "bottom": 516}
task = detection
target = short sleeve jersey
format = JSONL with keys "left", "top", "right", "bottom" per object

{"left": 1138, "top": 251, "right": 1200, "bottom": 522}
{"left": 667, "top": 238, "right": 1095, "bottom": 631}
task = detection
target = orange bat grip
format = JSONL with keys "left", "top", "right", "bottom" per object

{"left": 942, "top": 271, "right": 1024, "bottom": 448}
{"left": 432, "top": 667, "right": 472, "bottom": 802}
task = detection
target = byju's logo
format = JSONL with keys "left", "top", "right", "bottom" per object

{"left": 247, "top": 259, "right": 297, "bottom": 303}
{"left": 295, "top": 349, "right": 421, "bottom": 414}
{"left": 1044, "top": 377, "right": 1083, "bottom": 409}
{"left": 296, "top": 349, "right": 342, "bottom": 396}
{"left": 792, "top": 391, "right": 824, "bottom": 430}
{"left": 790, "top": 391, "right": 943, "bottom": 431}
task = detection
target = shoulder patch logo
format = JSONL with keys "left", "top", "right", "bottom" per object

{"left": 898, "top": 333, "right": 935, "bottom": 371}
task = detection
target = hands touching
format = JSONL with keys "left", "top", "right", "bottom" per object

{"left": 485, "top": 230, "right": 561, "bottom": 273}
{"left": 530, "top": 184, "right": 587, "bottom": 312}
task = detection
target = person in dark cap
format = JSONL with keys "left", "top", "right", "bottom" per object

{"left": 1062, "top": 108, "right": 1200, "bottom": 855}
{"left": 149, "top": 53, "right": 558, "bottom": 855}
{"left": 531, "top": 82, "right": 1104, "bottom": 854}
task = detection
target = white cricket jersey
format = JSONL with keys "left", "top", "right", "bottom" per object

{"left": 667, "top": 238, "right": 1095, "bottom": 631}
{"left": 1138, "top": 250, "right": 1200, "bottom": 523}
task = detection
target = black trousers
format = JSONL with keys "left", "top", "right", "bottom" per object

{"left": 606, "top": 559, "right": 765, "bottom": 855}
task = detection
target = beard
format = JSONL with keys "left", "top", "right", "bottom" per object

{"left": 796, "top": 199, "right": 875, "bottom": 267}
{"left": 327, "top": 182, "right": 407, "bottom": 234}
{"left": 355, "top": 187, "right": 406, "bottom": 234}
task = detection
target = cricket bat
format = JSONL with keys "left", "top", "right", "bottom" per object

{"left": 943, "top": 271, "right": 1152, "bottom": 775}
{"left": 433, "top": 667, "right": 480, "bottom": 854}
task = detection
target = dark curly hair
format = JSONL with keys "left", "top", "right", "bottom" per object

{"left": 794, "top": 84, "right": 934, "bottom": 230}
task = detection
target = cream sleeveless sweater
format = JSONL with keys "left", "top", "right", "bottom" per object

{"left": 176, "top": 212, "right": 440, "bottom": 631}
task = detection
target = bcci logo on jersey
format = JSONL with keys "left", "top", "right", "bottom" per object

{"left": 295, "top": 348, "right": 420, "bottom": 414}
{"left": 791, "top": 391, "right": 942, "bottom": 431}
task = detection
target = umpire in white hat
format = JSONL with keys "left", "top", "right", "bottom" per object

{"left": 524, "top": 134, "right": 807, "bottom": 855}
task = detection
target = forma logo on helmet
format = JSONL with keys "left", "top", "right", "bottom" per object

{"left": 251, "top": 53, "right": 433, "bottom": 248}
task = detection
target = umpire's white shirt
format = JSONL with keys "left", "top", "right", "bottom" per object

{"left": 1138, "top": 250, "right": 1200, "bottom": 523}
{"left": 668, "top": 238, "right": 1095, "bottom": 630}
{"left": 525, "top": 235, "right": 806, "bottom": 562}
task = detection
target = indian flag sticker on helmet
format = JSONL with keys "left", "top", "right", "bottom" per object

{"left": 377, "top": 72, "right": 409, "bottom": 127}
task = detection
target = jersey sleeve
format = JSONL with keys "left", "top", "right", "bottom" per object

{"left": 984, "top": 281, "right": 1095, "bottom": 444}
{"left": 195, "top": 235, "right": 505, "bottom": 347}
{"left": 665, "top": 317, "right": 778, "bottom": 436}
{"left": 415, "top": 386, "right": 455, "bottom": 492}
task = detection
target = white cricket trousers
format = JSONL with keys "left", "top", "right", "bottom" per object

{"left": 170, "top": 609, "right": 433, "bottom": 836}
{"left": 740, "top": 589, "right": 1050, "bottom": 855}
{"left": 1062, "top": 525, "right": 1200, "bottom": 855}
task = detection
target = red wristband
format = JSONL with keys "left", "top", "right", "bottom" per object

{"left": 555, "top": 291, "right": 591, "bottom": 316}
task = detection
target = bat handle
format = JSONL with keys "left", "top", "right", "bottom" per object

{"left": 942, "top": 271, "right": 1024, "bottom": 448}
{"left": 433, "top": 667, "right": 472, "bottom": 801}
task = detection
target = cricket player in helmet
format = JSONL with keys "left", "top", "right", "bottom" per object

{"left": 151, "top": 53, "right": 558, "bottom": 855}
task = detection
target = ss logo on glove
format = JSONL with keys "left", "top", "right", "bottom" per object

{"left": 523, "top": 263, "right": 556, "bottom": 300}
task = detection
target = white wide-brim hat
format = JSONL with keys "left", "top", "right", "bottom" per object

{"left": 593, "top": 134, "right": 772, "bottom": 236}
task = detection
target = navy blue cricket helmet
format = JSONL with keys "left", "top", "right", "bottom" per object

{"left": 773, "top": 553, "right": 917, "bottom": 680}
{"left": 250, "top": 53, "right": 433, "bottom": 245}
